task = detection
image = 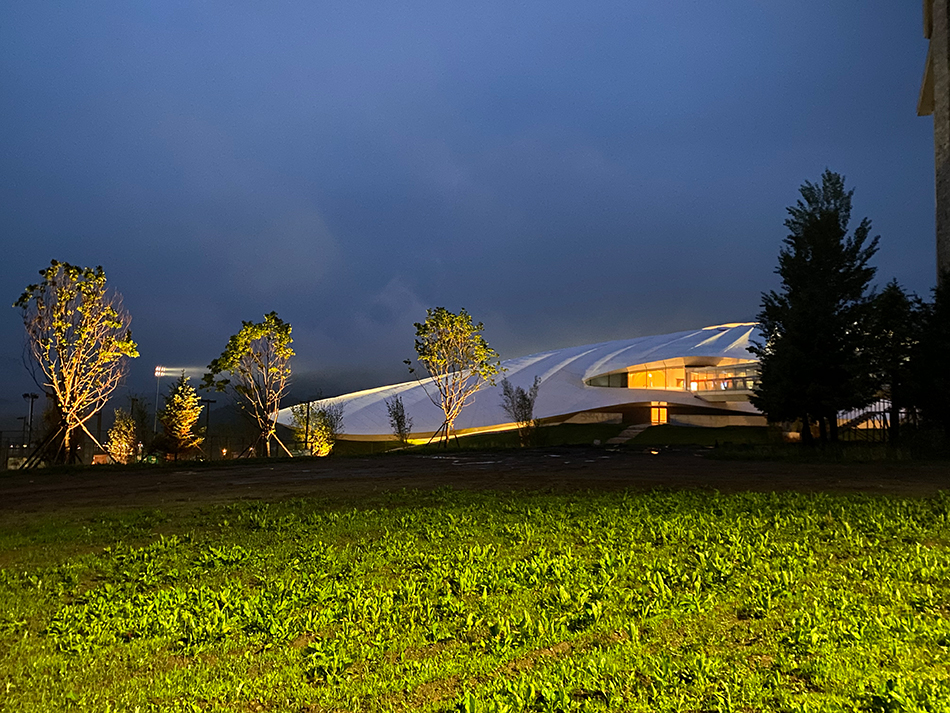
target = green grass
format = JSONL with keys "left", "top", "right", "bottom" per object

{"left": 1, "top": 489, "right": 949, "bottom": 712}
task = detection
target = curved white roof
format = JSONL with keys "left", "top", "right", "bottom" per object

{"left": 277, "top": 323, "right": 763, "bottom": 437}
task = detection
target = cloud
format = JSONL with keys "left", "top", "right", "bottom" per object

{"left": 224, "top": 208, "right": 340, "bottom": 296}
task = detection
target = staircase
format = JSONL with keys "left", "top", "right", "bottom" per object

{"left": 606, "top": 423, "right": 651, "bottom": 445}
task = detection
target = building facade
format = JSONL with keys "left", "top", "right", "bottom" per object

{"left": 277, "top": 323, "right": 766, "bottom": 440}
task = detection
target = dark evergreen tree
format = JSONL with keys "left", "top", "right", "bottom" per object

{"left": 867, "top": 280, "right": 924, "bottom": 443}
{"left": 750, "top": 170, "right": 879, "bottom": 443}
{"left": 911, "top": 271, "right": 950, "bottom": 439}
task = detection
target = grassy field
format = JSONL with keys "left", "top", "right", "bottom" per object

{"left": 1, "top": 487, "right": 948, "bottom": 712}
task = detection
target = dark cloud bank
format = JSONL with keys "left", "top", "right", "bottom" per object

{"left": 0, "top": 2, "right": 936, "bottom": 424}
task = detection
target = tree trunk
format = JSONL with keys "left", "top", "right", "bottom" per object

{"left": 63, "top": 425, "right": 80, "bottom": 464}
{"left": 828, "top": 411, "right": 839, "bottom": 443}
{"left": 817, "top": 415, "right": 827, "bottom": 444}
{"left": 888, "top": 400, "right": 900, "bottom": 444}
{"left": 800, "top": 415, "right": 814, "bottom": 446}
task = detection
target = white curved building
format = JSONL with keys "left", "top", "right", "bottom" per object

{"left": 277, "top": 323, "right": 767, "bottom": 440}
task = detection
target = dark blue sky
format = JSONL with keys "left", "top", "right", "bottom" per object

{"left": 0, "top": 2, "right": 937, "bottom": 424}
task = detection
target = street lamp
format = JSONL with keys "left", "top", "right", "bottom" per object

{"left": 22, "top": 392, "right": 38, "bottom": 447}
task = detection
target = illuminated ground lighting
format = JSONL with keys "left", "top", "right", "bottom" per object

{"left": 276, "top": 323, "right": 767, "bottom": 440}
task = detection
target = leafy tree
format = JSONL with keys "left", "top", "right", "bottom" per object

{"left": 500, "top": 376, "right": 541, "bottom": 447}
{"left": 385, "top": 394, "right": 414, "bottom": 445}
{"left": 290, "top": 400, "right": 344, "bottom": 456}
{"left": 14, "top": 260, "right": 139, "bottom": 462}
{"left": 407, "top": 307, "right": 503, "bottom": 445}
{"left": 750, "top": 171, "right": 879, "bottom": 444}
{"left": 158, "top": 374, "right": 205, "bottom": 460}
{"left": 105, "top": 408, "right": 138, "bottom": 464}
{"left": 203, "top": 312, "right": 294, "bottom": 457}
{"left": 867, "top": 281, "right": 924, "bottom": 443}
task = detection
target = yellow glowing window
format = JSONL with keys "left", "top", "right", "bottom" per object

{"left": 650, "top": 405, "right": 668, "bottom": 425}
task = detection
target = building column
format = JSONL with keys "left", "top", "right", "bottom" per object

{"left": 920, "top": 0, "right": 950, "bottom": 282}
{"left": 934, "top": 1, "right": 950, "bottom": 280}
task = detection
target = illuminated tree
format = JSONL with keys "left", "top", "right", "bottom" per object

{"left": 291, "top": 400, "right": 344, "bottom": 456}
{"left": 158, "top": 374, "right": 205, "bottom": 460}
{"left": 750, "top": 171, "right": 878, "bottom": 443}
{"left": 105, "top": 408, "right": 138, "bottom": 464}
{"left": 14, "top": 260, "right": 139, "bottom": 463}
{"left": 407, "top": 307, "right": 503, "bottom": 445}
{"left": 500, "top": 376, "right": 541, "bottom": 447}
{"left": 203, "top": 312, "right": 293, "bottom": 457}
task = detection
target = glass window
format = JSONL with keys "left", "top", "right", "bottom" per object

{"left": 685, "top": 362, "right": 758, "bottom": 392}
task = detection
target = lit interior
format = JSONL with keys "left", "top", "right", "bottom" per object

{"left": 587, "top": 359, "right": 758, "bottom": 394}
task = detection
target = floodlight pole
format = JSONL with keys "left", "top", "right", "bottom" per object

{"left": 153, "top": 366, "right": 167, "bottom": 433}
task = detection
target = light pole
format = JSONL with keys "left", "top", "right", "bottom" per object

{"left": 22, "top": 393, "right": 38, "bottom": 447}
{"left": 199, "top": 398, "right": 215, "bottom": 458}
{"left": 154, "top": 366, "right": 168, "bottom": 433}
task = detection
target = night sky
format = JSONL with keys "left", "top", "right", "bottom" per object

{"left": 0, "top": 2, "right": 937, "bottom": 425}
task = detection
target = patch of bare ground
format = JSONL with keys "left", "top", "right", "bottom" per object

{"left": 503, "top": 639, "right": 573, "bottom": 674}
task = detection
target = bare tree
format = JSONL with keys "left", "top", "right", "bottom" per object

{"left": 500, "top": 376, "right": 541, "bottom": 447}
{"left": 203, "top": 312, "right": 293, "bottom": 457}
{"left": 15, "top": 260, "right": 139, "bottom": 463}
{"left": 407, "top": 307, "right": 503, "bottom": 445}
{"left": 385, "top": 394, "right": 414, "bottom": 445}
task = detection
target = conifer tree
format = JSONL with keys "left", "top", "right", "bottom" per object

{"left": 867, "top": 281, "right": 924, "bottom": 443}
{"left": 158, "top": 374, "right": 204, "bottom": 460}
{"left": 750, "top": 171, "right": 879, "bottom": 443}
{"left": 912, "top": 272, "right": 950, "bottom": 438}
{"left": 105, "top": 408, "right": 138, "bottom": 464}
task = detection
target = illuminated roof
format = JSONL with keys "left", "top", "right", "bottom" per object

{"left": 276, "top": 323, "right": 764, "bottom": 438}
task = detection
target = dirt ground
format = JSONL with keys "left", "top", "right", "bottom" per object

{"left": 0, "top": 446, "right": 947, "bottom": 517}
